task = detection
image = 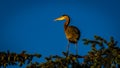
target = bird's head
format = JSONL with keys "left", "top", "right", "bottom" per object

{"left": 54, "top": 15, "right": 70, "bottom": 21}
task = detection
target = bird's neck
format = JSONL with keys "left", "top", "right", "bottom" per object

{"left": 64, "top": 17, "right": 70, "bottom": 31}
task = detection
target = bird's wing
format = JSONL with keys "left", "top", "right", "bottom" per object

{"left": 68, "top": 26, "right": 80, "bottom": 34}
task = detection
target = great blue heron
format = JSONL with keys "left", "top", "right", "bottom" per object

{"left": 55, "top": 15, "right": 80, "bottom": 54}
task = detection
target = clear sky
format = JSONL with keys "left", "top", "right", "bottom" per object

{"left": 0, "top": 0, "right": 120, "bottom": 68}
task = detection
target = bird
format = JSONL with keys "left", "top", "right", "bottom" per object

{"left": 54, "top": 14, "right": 80, "bottom": 55}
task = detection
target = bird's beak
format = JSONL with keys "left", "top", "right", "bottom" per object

{"left": 54, "top": 16, "right": 65, "bottom": 21}
{"left": 54, "top": 19, "right": 57, "bottom": 21}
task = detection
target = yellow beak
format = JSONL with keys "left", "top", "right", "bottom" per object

{"left": 54, "top": 16, "right": 65, "bottom": 21}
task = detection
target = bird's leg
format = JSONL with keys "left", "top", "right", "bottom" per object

{"left": 66, "top": 41, "right": 70, "bottom": 56}
{"left": 75, "top": 43, "right": 78, "bottom": 55}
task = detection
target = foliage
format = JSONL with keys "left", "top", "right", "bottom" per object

{"left": 0, "top": 36, "right": 120, "bottom": 68}
{"left": 0, "top": 51, "right": 41, "bottom": 68}
{"left": 82, "top": 35, "right": 120, "bottom": 68}
{"left": 26, "top": 52, "right": 84, "bottom": 68}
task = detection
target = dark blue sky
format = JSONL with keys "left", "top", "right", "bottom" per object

{"left": 0, "top": 0, "right": 120, "bottom": 67}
